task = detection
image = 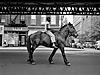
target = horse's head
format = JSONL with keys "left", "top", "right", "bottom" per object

{"left": 67, "top": 22, "right": 78, "bottom": 38}
{"left": 60, "top": 22, "right": 78, "bottom": 38}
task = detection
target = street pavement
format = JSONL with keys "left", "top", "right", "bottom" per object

{"left": 0, "top": 47, "right": 100, "bottom": 75}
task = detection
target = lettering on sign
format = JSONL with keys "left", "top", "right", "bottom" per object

{"left": 13, "top": 27, "right": 22, "bottom": 31}
{"left": 5, "top": 27, "right": 28, "bottom": 31}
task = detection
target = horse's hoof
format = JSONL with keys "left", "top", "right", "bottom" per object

{"left": 48, "top": 58, "right": 54, "bottom": 64}
{"left": 31, "top": 62, "right": 36, "bottom": 65}
{"left": 27, "top": 59, "right": 30, "bottom": 62}
{"left": 27, "top": 59, "right": 31, "bottom": 64}
{"left": 50, "top": 61, "right": 54, "bottom": 64}
{"left": 66, "top": 62, "right": 71, "bottom": 66}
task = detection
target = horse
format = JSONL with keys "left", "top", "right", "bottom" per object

{"left": 26, "top": 23, "right": 78, "bottom": 66}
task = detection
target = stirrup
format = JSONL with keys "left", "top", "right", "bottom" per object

{"left": 52, "top": 43, "right": 57, "bottom": 48}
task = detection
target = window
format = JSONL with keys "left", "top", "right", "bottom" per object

{"left": 21, "top": 15, "right": 25, "bottom": 21}
{"left": 1, "top": 19, "right": 5, "bottom": 23}
{"left": 51, "top": 15, "right": 56, "bottom": 25}
{"left": 86, "top": 15, "right": 88, "bottom": 18}
{"left": 0, "top": 16, "right": 1, "bottom": 23}
{"left": 59, "top": 15, "right": 62, "bottom": 27}
{"left": 31, "top": 15, "right": 36, "bottom": 25}
{"left": 7, "top": 15, "right": 10, "bottom": 24}
{"left": 0, "top": 15, "right": 6, "bottom": 23}
{"left": 41, "top": 15, "right": 46, "bottom": 25}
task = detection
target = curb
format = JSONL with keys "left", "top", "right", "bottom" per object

{"left": 0, "top": 46, "right": 84, "bottom": 52}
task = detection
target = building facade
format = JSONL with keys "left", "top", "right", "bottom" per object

{"left": 0, "top": 15, "right": 28, "bottom": 47}
{"left": 28, "top": 15, "right": 60, "bottom": 35}
{"left": 73, "top": 15, "right": 92, "bottom": 35}
{"left": 73, "top": 15, "right": 100, "bottom": 41}
{"left": 0, "top": 15, "right": 62, "bottom": 47}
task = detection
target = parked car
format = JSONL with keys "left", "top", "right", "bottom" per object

{"left": 71, "top": 42, "right": 84, "bottom": 49}
{"left": 83, "top": 41, "right": 95, "bottom": 48}
{"left": 76, "top": 43, "right": 84, "bottom": 49}
{"left": 95, "top": 40, "right": 100, "bottom": 50}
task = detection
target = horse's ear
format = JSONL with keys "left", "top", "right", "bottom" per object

{"left": 68, "top": 22, "right": 72, "bottom": 25}
{"left": 68, "top": 22, "right": 73, "bottom": 26}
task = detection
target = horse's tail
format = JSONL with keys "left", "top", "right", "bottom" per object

{"left": 26, "top": 35, "right": 31, "bottom": 53}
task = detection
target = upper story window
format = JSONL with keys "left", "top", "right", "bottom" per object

{"left": 0, "top": 15, "right": 6, "bottom": 23}
{"left": 41, "top": 15, "right": 46, "bottom": 25}
{"left": 51, "top": 15, "right": 56, "bottom": 25}
{"left": 21, "top": 15, "right": 25, "bottom": 21}
{"left": 1, "top": 19, "right": 5, "bottom": 23}
{"left": 31, "top": 15, "right": 36, "bottom": 25}
{"left": 59, "top": 15, "right": 62, "bottom": 27}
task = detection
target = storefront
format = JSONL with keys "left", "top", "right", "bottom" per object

{"left": 4, "top": 27, "right": 28, "bottom": 47}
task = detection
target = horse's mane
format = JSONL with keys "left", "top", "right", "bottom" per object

{"left": 60, "top": 24, "right": 67, "bottom": 31}
{"left": 48, "top": 28, "right": 59, "bottom": 33}
{"left": 60, "top": 23, "right": 74, "bottom": 31}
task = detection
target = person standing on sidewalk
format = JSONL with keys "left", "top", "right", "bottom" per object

{"left": 3, "top": 40, "right": 7, "bottom": 47}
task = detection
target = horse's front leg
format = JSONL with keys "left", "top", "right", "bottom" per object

{"left": 48, "top": 48, "right": 58, "bottom": 64}
{"left": 59, "top": 44, "right": 71, "bottom": 66}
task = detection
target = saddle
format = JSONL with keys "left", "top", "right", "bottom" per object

{"left": 43, "top": 31, "right": 52, "bottom": 37}
{"left": 43, "top": 31, "right": 55, "bottom": 37}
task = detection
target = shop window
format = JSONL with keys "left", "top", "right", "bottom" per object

{"left": 31, "top": 15, "right": 36, "bottom": 25}
{"left": 41, "top": 15, "right": 46, "bottom": 25}
{"left": 51, "top": 15, "right": 56, "bottom": 25}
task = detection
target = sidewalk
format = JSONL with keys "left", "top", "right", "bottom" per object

{"left": 0, "top": 46, "right": 100, "bottom": 52}
{"left": 0, "top": 46, "right": 84, "bottom": 52}
{"left": 0, "top": 46, "right": 100, "bottom": 55}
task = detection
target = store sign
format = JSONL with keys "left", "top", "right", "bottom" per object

{"left": 5, "top": 27, "right": 28, "bottom": 31}
{"left": 13, "top": 27, "right": 23, "bottom": 31}
{"left": 0, "top": 26, "right": 4, "bottom": 34}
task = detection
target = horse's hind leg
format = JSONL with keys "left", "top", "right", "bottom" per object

{"left": 27, "top": 45, "right": 37, "bottom": 65}
{"left": 28, "top": 49, "right": 35, "bottom": 65}
{"left": 59, "top": 46, "right": 71, "bottom": 66}
{"left": 48, "top": 48, "right": 58, "bottom": 64}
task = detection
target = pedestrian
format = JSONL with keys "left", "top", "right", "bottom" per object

{"left": 3, "top": 40, "right": 7, "bottom": 47}
{"left": 45, "top": 17, "right": 57, "bottom": 48}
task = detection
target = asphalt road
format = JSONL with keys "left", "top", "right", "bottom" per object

{"left": 0, "top": 51, "right": 100, "bottom": 75}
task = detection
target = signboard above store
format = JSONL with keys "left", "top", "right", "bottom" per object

{"left": 4, "top": 27, "right": 28, "bottom": 31}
